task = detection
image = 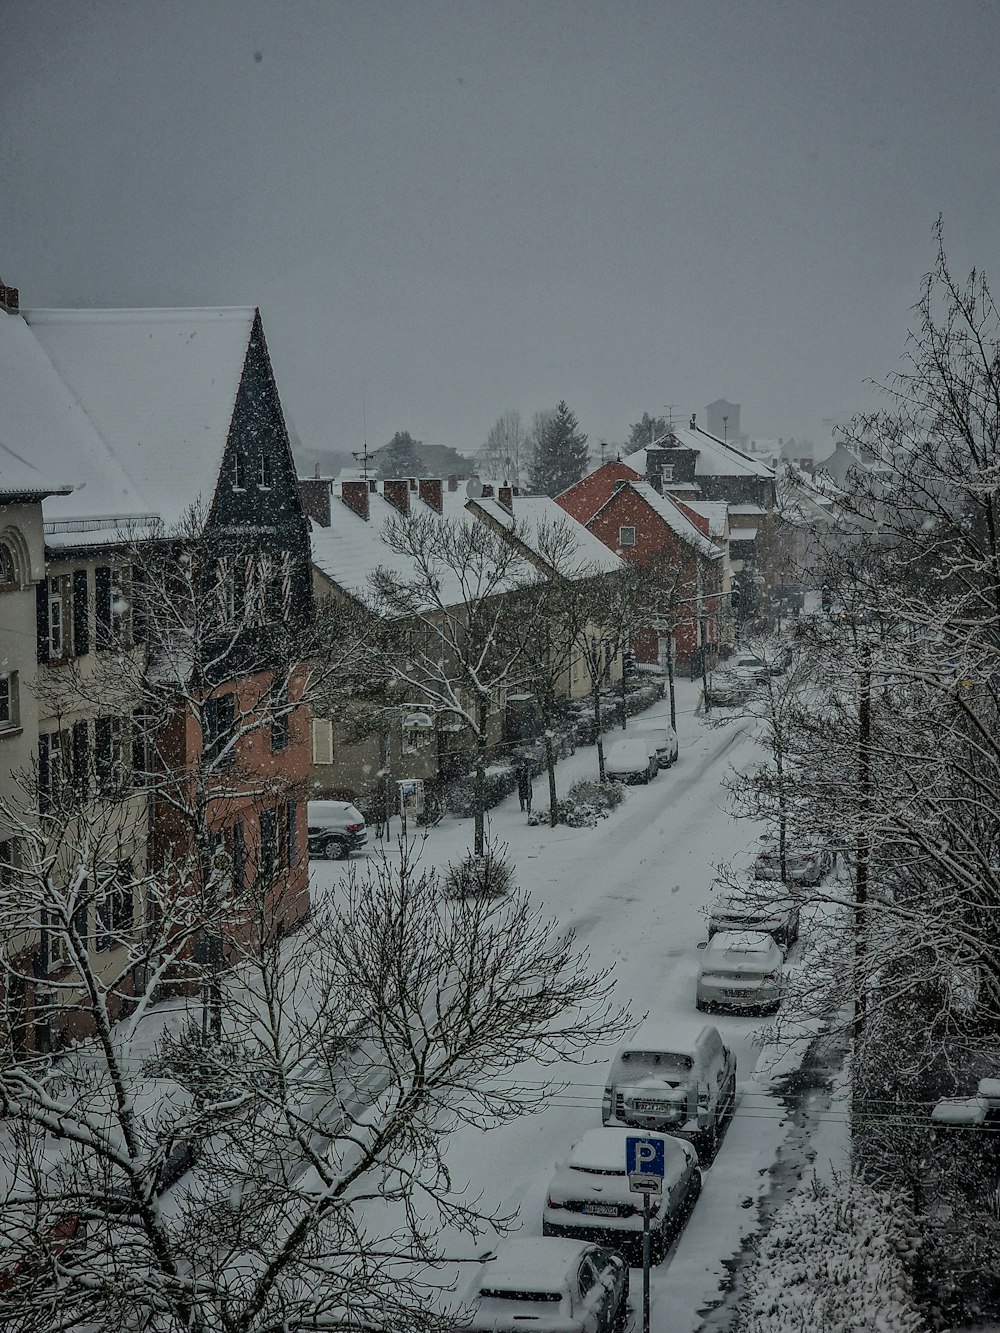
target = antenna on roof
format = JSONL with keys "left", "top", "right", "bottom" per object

{"left": 351, "top": 394, "right": 382, "bottom": 480}
{"left": 663, "top": 404, "right": 677, "bottom": 429}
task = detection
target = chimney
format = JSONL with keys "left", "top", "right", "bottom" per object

{"left": 480, "top": 483, "right": 494, "bottom": 498}
{"left": 368, "top": 477, "right": 377, "bottom": 493}
{"left": 340, "top": 479, "right": 370, "bottom": 521}
{"left": 447, "top": 474, "right": 459, "bottom": 491}
{"left": 408, "top": 477, "right": 418, "bottom": 491}
{"left": 418, "top": 478, "right": 443, "bottom": 513}
{"left": 297, "top": 477, "right": 331, "bottom": 528}
{"left": 689, "top": 413, "right": 697, "bottom": 430}
{"left": 383, "top": 478, "right": 410, "bottom": 516}
{"left": 498, "top": 485, "right": 513, "bottom": 513}
{"left": 0, "top": 280, "right": 19, "bottom": 316}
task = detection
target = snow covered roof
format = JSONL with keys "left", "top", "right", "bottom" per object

{"left": 472, "top": 494, "right": 623, "bottom": 574}
{"left": 21, "top": 306, "right": 258, "bottom": 536}
{"left": 623, "top": 426, "right": 775, "bottom": 480}
{"left": 680, "top": 500, "right": 729, "bottom": 538}
{"left": 729, "top": 526, "right": 759, "bottom": 541}
{"left": 590, "top": 481, "right": 721, "bottom": 561}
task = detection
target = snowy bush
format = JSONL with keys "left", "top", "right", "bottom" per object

{"left": 441, "top": 763, "right": 517, "bottom": 817}
{"left": 442, "top": 844, "right": 516, "bottom": 898}
{"left": 528, "top": 780, "right": 625, "bottom": 829}
{"left": 735, "top": 1172, "right": 925, "bottom": 1333}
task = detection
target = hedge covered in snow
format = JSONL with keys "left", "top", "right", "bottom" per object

{"left": 735, "top": 1173, "right": 925, "bottom": 1333}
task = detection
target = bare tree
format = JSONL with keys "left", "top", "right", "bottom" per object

{"left": 479, "top": 411, "right": 528, "bottom": 484}
{"left": 0, "top": 844, "right": 630, "bottom": 1332}
{"left": 366, "top": 510, "right": 539, "bottom": 855}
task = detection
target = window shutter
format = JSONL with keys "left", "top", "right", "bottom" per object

{"left": 95, "top": 566, "right": 112, "bottom": 650}
{"left": 37, "top": 733, "right": 51, "bottom": 812}
{"left": 72, "top": 720, "right": 90, "bottom": 794}
{"left": 95, "top": 718, "right": 112, "bottom": 790}
{"left": 232, "top": 820, "right": 245, "bottom": 893}
{"left": 72, "top": 570, "right": 90, "bottom": 656}
{"left": 35, "top": 581, "right": 50, "bottom": 664}
{"left": 131, "top": 564, "right": 148, "bottom": 642}
{"left": 71, "top": 875, "right": 89, "bottom": 943}
{"left": 286, "top": 799, "right": 297, "bottom": 867}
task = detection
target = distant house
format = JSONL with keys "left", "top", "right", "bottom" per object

{"left": 300, "top": 475, "right": 623, "bottom": 804}
{"left": 0, "top": 289, "right": 313, "bottom": 1049}
{"left": 556, "top": 463, "right": 729, "bottom": 671}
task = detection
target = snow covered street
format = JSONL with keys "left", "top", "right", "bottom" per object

{"left": 310, "top": 679, "right": 812, "bottom": 1333}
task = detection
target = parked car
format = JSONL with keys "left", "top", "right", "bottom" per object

{"left": 704, "top": 674, "right": 752, "bottom": 708}
{"left": 632, "top": 723, "right": 679, "bottom": 768}
{"left": 543, "top": 1127, "right": 701, "bottom": 1263}
{"left": 601, "top": 1022, "right": 736, "bottom": 1161}
{"left": 307, "top": 800, "right": 368, "bottom": 860}
{"left": 603, "top": 739, "right": 657, "bottom": 785}
{"left": 696, "top": 931, "right": 784, "bottom": 1015}
{"left": 708, "top": 884, "right": 800, "bottom": 952}
{"left": 461, "top": 1238, "right": 629, "bottom": 1333}
{"left": 753, "top": 835, "right": 831, "bottom": 888}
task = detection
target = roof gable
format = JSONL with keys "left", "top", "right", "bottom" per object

{"left": 589, "top": 482, "right": 721, "bottom": 560}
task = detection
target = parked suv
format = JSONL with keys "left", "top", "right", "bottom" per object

{"left": 601, "top": 1023, "right": 736, "bottom": 1161}
{"left": 307, "top": 800, "right": 368, "bottom": 860}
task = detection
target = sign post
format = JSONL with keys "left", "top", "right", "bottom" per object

{"left": 626, "top": 1136, "right": 665, "bottom": 1333}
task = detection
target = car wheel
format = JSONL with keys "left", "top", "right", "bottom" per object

{"left": 323, "top": 836, "right": 348, "bottom": 860}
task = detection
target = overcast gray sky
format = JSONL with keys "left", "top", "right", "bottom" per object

{"left": 3, "top": 0, "right": 999, "bottom": 461}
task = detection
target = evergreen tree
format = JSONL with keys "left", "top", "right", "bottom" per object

{"left": 528, "top": 401, "right": 590, "bottom": 496}
{"left": 376, "top": 430, "right": 426, "bottom": 479}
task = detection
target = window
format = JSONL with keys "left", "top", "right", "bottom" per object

{"left": 0, "top": 671, "right": 18, "bottom": 730}
{"left": 111, "top": 569, "right": 132, "bottom": 644}
{"left": 214, "top": 558, "right": 237, "bottom": 626}
{"left": 48, "top": 575, "right": 71, "bottom": 658}
{"left": 258, "top": 451, "right": 273, "bottom": 488}
{"left": 259, "top": 808, "right": 277, "bottom": 882}
{"left": 233, "top": 450, "right": 247, "bottom": 489}
{"left": 203, "top": 694, "right": 236, "bottom": 770}
{"left": 41, "top": 907, "right": 68, "bottom": 971}
{"left": 38, "top": 730, "right": 70, "bottom": 812}
{"left": 71, "top": 874, "right": 90, "bottom": 944}
{"left": 618, "top": 526, "right": 636, "bottom": 548}
{"left": 96, "top": 862, "right": 134, "bottom": 950}
{"left": 0, "top": 543, "right": 16, "bottom": 587}
{"left": 659, "top": 463, "right": 674, "bottom": 483}
{"left": 246, "top": 553, "right": 268, "bottom": 625}
{"left": 270, "top": 679, "right": 289, "bottom": 752}
{"left": 311, "top": 718, "right": 334, "bottom": 766}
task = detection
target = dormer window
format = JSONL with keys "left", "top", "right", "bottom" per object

{"left": 660, "top": 463, "right": 674, "bottom": 483}
{"left": 233, "top": 451, "right": 247, "bottom": 490}
{"left": 258, "top": 452, "right": 272, "bottom": 489}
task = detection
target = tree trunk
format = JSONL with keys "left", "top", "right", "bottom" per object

{"left": 544, "top": 730, "right": 558, "bottom": 827}
{"left": 593, "top": 682, "right": 606, "bottom": 783}
{"left": 666, "top": 634, "right": 676, "bottom": 731}
{"left": 474, "top": 699, "right": 488, "bottom": 856}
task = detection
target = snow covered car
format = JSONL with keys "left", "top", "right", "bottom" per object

{"left": 461, "top": 1237, "right": 629, "bottom": 1333}
{"left": 542, "top": 1127, "right": 701, "bottom": 1263}
{"left": 306, "top": 800, "right": 368, "bottom": 860}
{"left": 696, "top": 931, "right": 784, "bottom": 1015}
{"left": 601, "top": 1023, "right": 736, "bottom": 1162}
{"left": 603, "top": 739, "right": 657, "bottom": 784}
{"left": 707, "top": 884, "right": 800, "bottom": 951}
{"left": 752, "top": 836, "right": 830, "bottom": 888}
{"left": 632, "top": 723, "right": 678, "bottom": 768}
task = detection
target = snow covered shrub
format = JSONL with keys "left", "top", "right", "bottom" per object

{"left": 735, "top": 1172, "right": 924, "bottom": 1333}
{"left": 530, "top": 780, "right": 626, "bottom": 829}
{"left": 442, "top": 844, "right": 516, "bottom": 898}
{"left": 441, "top": 763, "right": 518, "bottom": 817}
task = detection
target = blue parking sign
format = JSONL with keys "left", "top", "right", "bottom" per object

{"left": 626, "top": 1135, "right": 665, "bottom": 1179}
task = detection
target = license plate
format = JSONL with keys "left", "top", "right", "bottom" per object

{"left": 583, "top": 1203, "right": 619, "bottom": 1217}
{"left": 632, "top": 1101, "right": 664, "bottom": 1113}
{"left": 724, "top": 989, "right": 750, "bottom": 998}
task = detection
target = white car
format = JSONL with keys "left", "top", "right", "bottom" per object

{"left": 543, "top": 1127, "right": 701, "bottom": 1264}
{"left": 461, "top": 1237, "right": 629, "bottom": 1333}
{"left": 708, "top": 883, "right": 800, "bottom": 952}
{"left": 603, "top": 739, "right": 657, "bottom": 784}
{"left": 696, "top": 931, "right": 784, "bottom": 1014}
{"left": 632, "top": 724, "right": 678, "bottom": 768}
{"left": 753, "top": 835, "right": 830, "bottom": 888}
